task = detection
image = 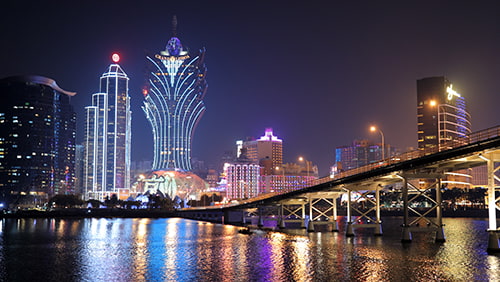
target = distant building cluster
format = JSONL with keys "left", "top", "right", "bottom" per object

{"left": 0, "top": 17, "right": 490, "bottom": 209}
{"left": 223, "top": 128, "right": 319, "bottom": 201}
{"left": 335, "top": 139, "right": 396, "bottom": 172}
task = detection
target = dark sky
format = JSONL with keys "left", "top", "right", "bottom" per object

{"left": 1, "top": 1, "right": 499, "bottom": 176}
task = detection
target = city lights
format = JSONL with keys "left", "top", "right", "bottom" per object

{"left": 142, "top": 35, "right": 207, "bottom": 171}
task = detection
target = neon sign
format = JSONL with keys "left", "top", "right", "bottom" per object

{"left": 154, "top": 54, "right": 190, "bottom": 61}
{"left": 446, "top": 84, "right": 460, "bottom": 100}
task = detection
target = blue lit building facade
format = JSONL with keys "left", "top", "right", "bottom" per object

{"left": 335, "top": 139, "right": 392, "bottom": 172}
{"left": 417, "top": 76, "right": 472, "bottom": 188}
{"left": 142, "top": 24, "right": 207, "bottom": 171}
{"left": 84, "top": 58, "right": 131, "bottom": 201}
{"left": 417, "top": 76, "right": 471, "bottom": 151}
{"left": 0, "top": 75, "right": 76, "bottom": 208}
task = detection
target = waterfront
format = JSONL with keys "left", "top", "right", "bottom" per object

{"left": 0, "top": 217, "right": 498, "bottom": 281}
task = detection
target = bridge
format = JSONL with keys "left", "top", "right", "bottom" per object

{"left": 177, "top": 125, "right": 500, "bottom": 253}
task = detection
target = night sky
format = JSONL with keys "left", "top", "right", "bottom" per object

{"left": 1, "top": 1, "right": 499, "bottom": 176}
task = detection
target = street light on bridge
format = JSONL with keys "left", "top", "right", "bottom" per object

{"left": 370, "top": 125, "right": 385, "bottom": 160}
{"left": 430, "top": 99, "right": 444, "bottom": 151}
{"left": 298, "top": 156, "right": 310, "bottom": 185}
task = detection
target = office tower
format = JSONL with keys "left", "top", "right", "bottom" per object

{"left": 0, "top": 75, "right": 76, "bottom": 208}
{"left": 417, "top": 76, "right": 471, "bottom": 151}
{"left": 238, "top": 128, "right": 283, "bottom": 175}
{"left": 84, "top": 54, "right": 131, "bottom": 201}
{"left": 142, "top": 17, "right": 207, "bottom": 171}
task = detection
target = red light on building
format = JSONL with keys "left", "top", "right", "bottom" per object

{"left": 112, "top": 53, "right": 120, "bottom": 63}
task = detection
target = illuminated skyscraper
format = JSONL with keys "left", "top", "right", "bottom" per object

{"left": 0, "top": 75, "right": 76, "bottom": 207}
{"left": 84, "top": 54, "right": 131, "bottom": 201}
{"left": 417, "top": 76, "right": 471, "bottom": 151}
{"left": 238, "top": 128, "right": 283, "bottom": 175}
{"left": 225, "top": 148, "right": 260, "bottom": 200}
{"left": 417, "top": 76, "right": 472, "bottom": 189}
{"left": 142, "top": 17, "right": 207, "bottom": 171}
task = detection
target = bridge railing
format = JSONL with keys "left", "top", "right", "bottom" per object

{"left": 312, "top": 125, "right": 500, "bottom": 186}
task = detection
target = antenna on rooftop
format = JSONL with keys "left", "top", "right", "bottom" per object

{"left": 172, "top": 15, "right": 178, "bottom": 37}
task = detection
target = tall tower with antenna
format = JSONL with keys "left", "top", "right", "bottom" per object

{"left": 142, "top": 17, "right": 207, "bottom": 171}
{"left": 84, "top": 54, "right": 131, "bottom": 201}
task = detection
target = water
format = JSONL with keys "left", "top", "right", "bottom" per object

{"left": 0, "top": 217, "right": 498, "bottom": 281}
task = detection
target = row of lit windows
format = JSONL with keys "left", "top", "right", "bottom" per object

{"left": 12, "top": 105, "right": 35, "bottom": 110}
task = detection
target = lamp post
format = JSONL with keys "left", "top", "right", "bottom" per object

{"left": 298, "top": 157, "right": 310, "bottom": 185}
{"left": 370, "top": 126, "right": 385, "bottom": 160}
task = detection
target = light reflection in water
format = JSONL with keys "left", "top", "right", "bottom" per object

{"left": 131, "top": 218, "right": 149, "bottom": 281}
{"left": 0, "top": 217, "right": 498, "bottom": 281}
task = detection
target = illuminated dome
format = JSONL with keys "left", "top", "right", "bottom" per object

{"left": 166, "top": 37, "right": 182, "bottom": 56}
{"left": 137, "top": 170, "right": 208, "bottom": 201}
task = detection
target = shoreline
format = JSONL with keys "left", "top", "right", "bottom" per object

{"left": 0, "top": 207, "right": 495, "bottom": 219}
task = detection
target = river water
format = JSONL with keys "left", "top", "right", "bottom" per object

{"left": 0, "top": 217, "right": 498, "bottom": 281}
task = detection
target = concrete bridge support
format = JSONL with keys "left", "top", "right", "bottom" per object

{"left": 401, "top": 175, "right": 412, "bottom": 242}
{"left": 276, "top": 199, "right": 307, "bottom": 229}
{"left": 398, "top": 173, "right": 445, "bottom": 243}
{"left": 346, "top": 190, "right": 354, "bottom": 237}
{"left": 482, "top": 153, "right": 500, "bottom": 253}
{"left": 307, "top": 196, "right": 315, "bottom": 232}
{"left": 344, "top": 185, "right": 383, "bottom": 237}
{"left": 306, "top": 192, "right": 340, "bottom": 232}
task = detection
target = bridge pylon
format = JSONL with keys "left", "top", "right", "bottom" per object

{"left": 481, "top": 152, "right": 500, "bottom": 253}
{"left": 398, "top": 172, "right": 445, "bottom": 243}
{"left": 344, "top": 184, "right": 383, "bottom": 237}
{"left": 276, "top": 192, "right": 340, "bottom": 232}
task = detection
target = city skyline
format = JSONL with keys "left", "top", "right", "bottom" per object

{"left": 1, "top": 1, "right": 499, "bottom": 176}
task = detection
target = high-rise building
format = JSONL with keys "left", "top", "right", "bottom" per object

{"left": 74, "top": 144, "right": 84, "bottom": 195}
{"left": 238, "top": 128, "right": 283, "bottom": 175}
{"left": 84, "top": 54, "right": 131, "bottom": 201}
{"left": 225, "top": 148, "right": 260, "bottom": 200}
{"left": 142, "top": 17, "right": 207, "bottom": 171}
{"left": 0, "top": 75, "right": 76, "bottom": 208}
{"left": 417, "top": 76, "right": 471, "bottom": 151}
{"left": 417, "top": 76, "right": 472, "bottom": 189}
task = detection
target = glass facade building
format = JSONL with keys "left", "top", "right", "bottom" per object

{"left": 84, "top": 60, "right": 131, "bottom": 201}
{"left": 142, "top": 26, "right": 207, "bottom": 171}
{"left": 0, "top": 75, "right": 76, "bottom": 208}
{"left": 417, "top": 76, "right": 471, "bottom": 151}
{"left": 416, "top": 76, "right": 472, "bottom": 189}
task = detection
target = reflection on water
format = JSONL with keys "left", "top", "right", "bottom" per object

{"left": 0, "top": 217, "right": 498, "bottom": 281}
